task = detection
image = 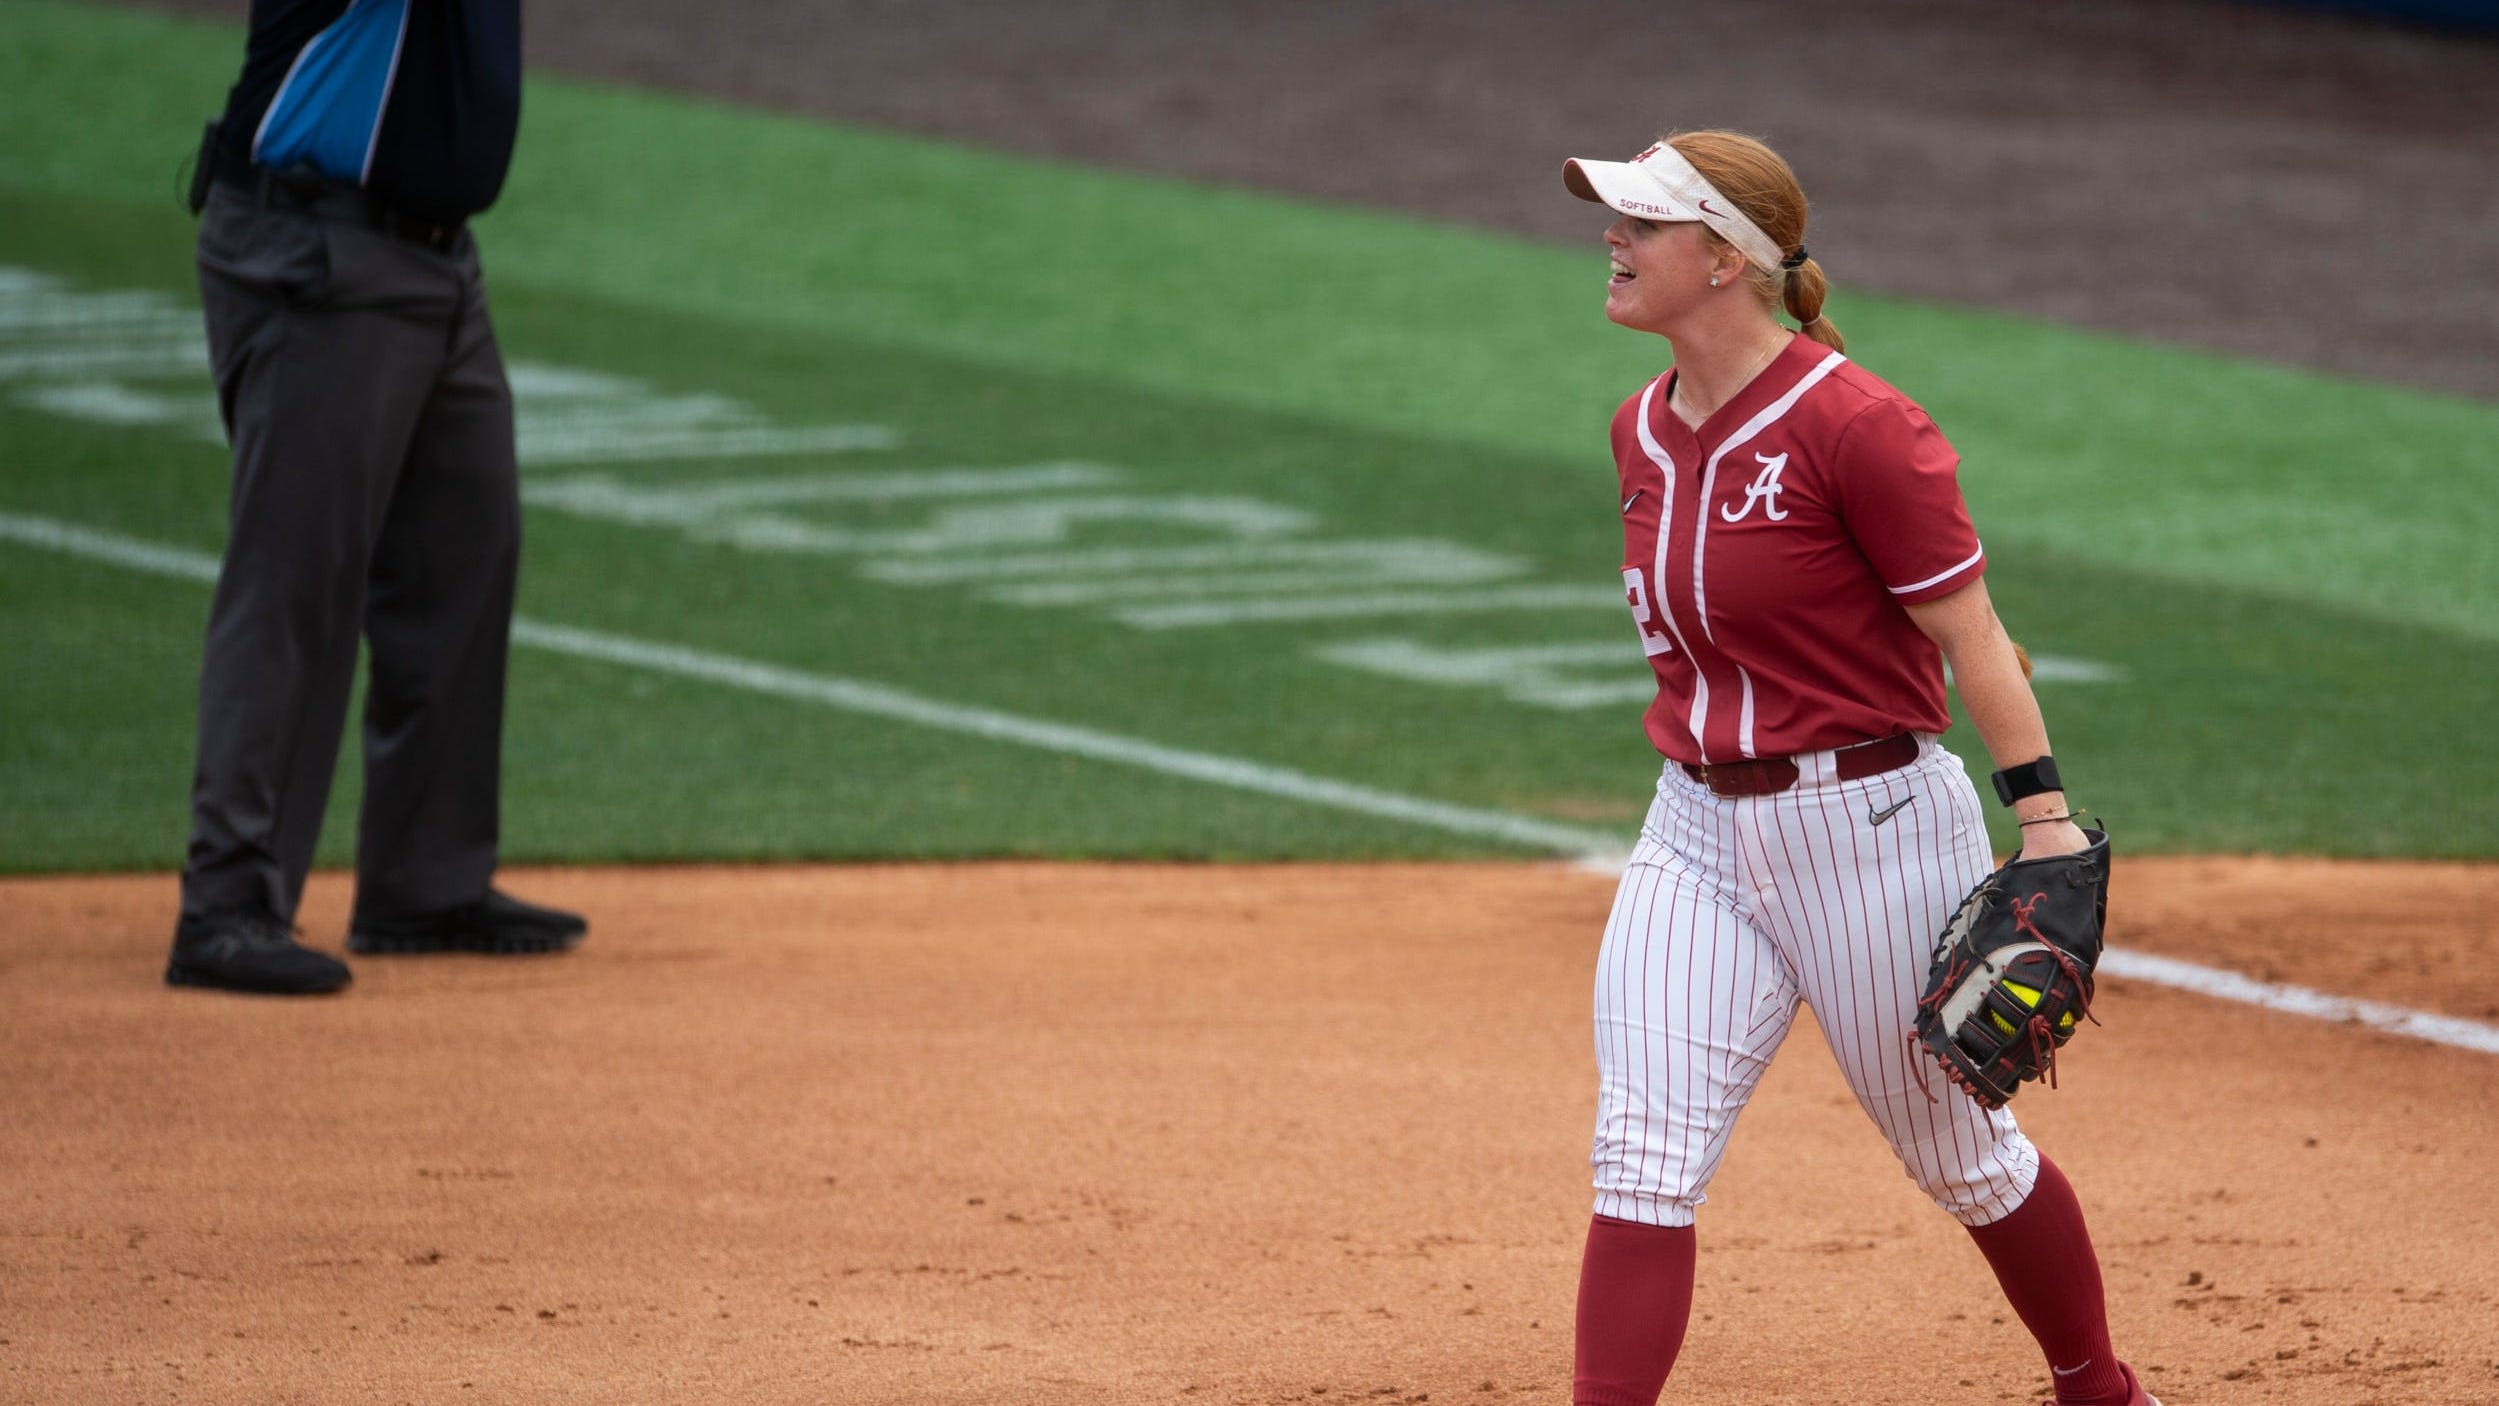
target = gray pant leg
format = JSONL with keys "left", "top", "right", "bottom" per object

{"left": 354, "top": 240, "right": 520, "bottom": 916}
{"left": 178, "top": 189, "right": 455, "bottom": 925}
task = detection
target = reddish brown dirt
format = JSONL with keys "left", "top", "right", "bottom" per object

{"left": 51, "top": 9, "right": 2498, "bottom": 1403}
{"left": 5, "top": 860, "right": 2495, "bottom": 1405}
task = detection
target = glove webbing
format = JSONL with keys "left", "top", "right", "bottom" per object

{"left": 1906, "top": 893, "right": 2101, "bottom": 1107}
{"left": 2012, "top": 888, "right": 2106, "bottom": 1050}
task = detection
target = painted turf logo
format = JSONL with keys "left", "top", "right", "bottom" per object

{"left": 1720, "top": 451, "right": 1791, "bottom": 522}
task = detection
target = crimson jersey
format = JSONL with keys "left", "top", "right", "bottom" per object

{"left": 1614, "top": 333, "right": 1985, "bottom": 764}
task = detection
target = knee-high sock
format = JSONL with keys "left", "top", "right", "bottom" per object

{"left": 1572, "top": 1215, "right": 1695, "bottom": 1406}
{"left": 1965, "top": 1156, "right": 2130, "bottom": 1405}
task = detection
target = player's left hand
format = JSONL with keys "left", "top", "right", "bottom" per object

{"left": 2016, "top": 817, "right": 2091, "bottom": 860}
{"left": 1910, "top": 826, "right": 2112, "bottom": 1108}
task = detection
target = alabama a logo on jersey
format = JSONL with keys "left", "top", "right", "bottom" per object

{"left": 1720, "top": 450, "right": 1791, "bottom": 523}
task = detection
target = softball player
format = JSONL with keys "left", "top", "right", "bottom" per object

{"left": 1559, "top": 132, "right": 2155, "bottom": 1406}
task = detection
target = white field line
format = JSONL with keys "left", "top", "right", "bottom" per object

{"left": 2, "top": 512, "right": 223, "bottom": 584}
{"left": 1118, "top": 583, "right": 1628, "bottom": 628}
{"left": 862, "top": 537, "right": 1503, "bottom": 584}
{"left": 0, "top": 341, "right": 206, "bottom": 381}
{"left": 502, "top": 618, "right": 1616, "bottom": 855}
{"left": 0, "top": 511, "right": 1615, "bottom": 858}
{"left": 5, "top": 508, "right": 2493, "bottom": 1059}
{"left": 526, "top": 463, "right": 1121, "bottom": 516}
{"left": 2097, "top": 950, "right": 2499, "bottom": 1056}
{"left": 515, "top": 423, "right": 902, "bottom": 465}
{"left": 990, "top": 560, "right": 1521, "bottom": 607}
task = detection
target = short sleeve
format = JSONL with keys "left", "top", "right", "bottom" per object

{"left": 1833, "top": 397, "right": 1985, "bottom": 603}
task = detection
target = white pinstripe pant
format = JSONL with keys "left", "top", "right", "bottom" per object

{"left": 1590, "top": 736, "right": 2040, "bottom": 1228}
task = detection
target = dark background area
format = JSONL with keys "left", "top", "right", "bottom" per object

{"left": 141, "top": 0, "right": 2499, "bottom": 399}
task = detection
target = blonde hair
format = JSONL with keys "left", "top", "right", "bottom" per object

{"left": 1666, "top": 130, "right": 1842, "bottom": 351}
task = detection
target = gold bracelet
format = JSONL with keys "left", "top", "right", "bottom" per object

{"left": 2017, "top": 812, "right": 2079, "bottom": 827}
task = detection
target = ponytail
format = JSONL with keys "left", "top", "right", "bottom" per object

{"left": 1781, "top": 254, "right": 1844, "bottom": 351}
{"left": 1667, "top": 130, "right": 1845, "bottom": 352}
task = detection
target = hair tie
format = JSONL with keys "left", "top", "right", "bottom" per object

{"left": 1780, "top": 247, "right": 1810, "bottom": 270}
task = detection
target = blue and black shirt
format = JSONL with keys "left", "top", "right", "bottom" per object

{"left": 211, "top": 0, "right": 521, "bottom": 224}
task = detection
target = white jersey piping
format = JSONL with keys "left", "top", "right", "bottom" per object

{"left": 1687, "top": 349, "right": 1848, "bottom": 758}
{"left": 360, "top": 0, "right": 414, "bottom": 185}
{"left": 1632, "top": 375, "right": 1708, "bottom": 756}
{"left": 1888, "top": 543, "right": 1986, "bottom": 596}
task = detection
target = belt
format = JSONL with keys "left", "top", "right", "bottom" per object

{"left": 1680, "top": 732, "right": 1920, "bottom": 798}
{"left": 223, "top": 167, "right": 467, "bottom": 254}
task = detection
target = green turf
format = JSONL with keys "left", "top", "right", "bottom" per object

{"left": 7, "top": 2, "right": 2497, "bottom": 643}
{"left": 3, "top": 0, "right": 2495, "bottom": 870}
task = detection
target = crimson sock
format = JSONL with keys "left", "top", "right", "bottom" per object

{"left": 1965, "top": 1157, "right": 2131, "bottom": 1405}
{"left": 1572, "top": 1215, "right": 1695, "bottom": 1406}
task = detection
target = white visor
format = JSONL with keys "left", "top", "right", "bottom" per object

{"left": 1563, "top": 141, "right": 1786, "bottom": 274}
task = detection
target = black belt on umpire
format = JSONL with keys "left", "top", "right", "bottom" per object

{"left": 216, "top": 163, "right": 468, "bottom": 254}
{"left": 1680, "top": 732, "right": 1920, "bottom": 798}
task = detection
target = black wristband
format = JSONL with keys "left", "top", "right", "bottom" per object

{"left": 1991, "top": 756, "right": 2062, "bottom": 806}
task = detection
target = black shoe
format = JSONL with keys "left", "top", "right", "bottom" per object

{"left": 347, "top": 887, "right": 588, "bottom": 955}
{"left": 166, "top": 913, "right": 353, "bottom": 995}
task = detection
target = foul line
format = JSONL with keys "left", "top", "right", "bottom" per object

{"left": 2098, "top": 950, "right": 2499, "bottom": 1056}
{"left": 6, "top": 508, "right": 2495, "bottom": 1059}
{"left": 0, "top": 511, "right": 1617, "bottom": 859}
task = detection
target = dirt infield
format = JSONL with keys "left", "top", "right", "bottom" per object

{"left": 33, "top": 9, "right": 2494, "bottom": 1404}
{"left": 5, "top": 860, "right": 2494, "bottom": 1405}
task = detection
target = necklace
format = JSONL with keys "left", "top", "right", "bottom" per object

{"left": 1671, "top": 331, "right": 1791, "bottom": 426}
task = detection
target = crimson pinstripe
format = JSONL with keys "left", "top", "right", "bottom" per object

{"left": 1591, "top": 739, "right": 2038, "bottom": 1227}
{"left": 1570, "top": 135, "right": 2147, "bottom": 1406}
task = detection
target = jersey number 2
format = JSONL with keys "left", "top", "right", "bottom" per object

{"left": 1623, "top": 567, "right": 1674, "bottom": 658}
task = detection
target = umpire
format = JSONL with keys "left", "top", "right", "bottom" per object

{"left": 168, "top": 0, "right": 584, "bottom": 996}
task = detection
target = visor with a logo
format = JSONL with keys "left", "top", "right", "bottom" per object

{"left": 1562, "top": 142, "right": 1785, "bottom": 273}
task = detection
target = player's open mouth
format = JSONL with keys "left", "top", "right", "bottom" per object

{"left": 1609, "top": 259, "right": 1634, "bottom": 286}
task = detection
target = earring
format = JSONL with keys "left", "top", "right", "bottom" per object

{"left": 1708, "top": 276, "right": 1721, "bottom": 286}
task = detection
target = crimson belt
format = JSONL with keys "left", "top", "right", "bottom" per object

{"left": 1680, "top": 732, "right": 1920, "bottom": 798}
